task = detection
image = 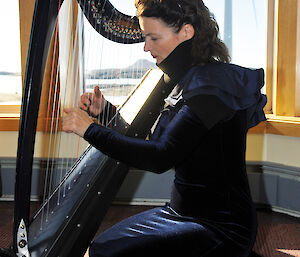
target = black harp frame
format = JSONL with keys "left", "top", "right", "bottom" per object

{"left": 10, "top": 0, "right": 174, "bottom": 256}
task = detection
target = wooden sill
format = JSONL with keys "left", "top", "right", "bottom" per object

{"left": 0, "top": 105, "right": 21, "bottom": 131}
{"left": 0, "top": 105, "right": 21, "bottom": 114}
{"left": 249, "top": 114, "right": 300, "bottom": 137}
{"left": 0, "top": 116, "right": 62, "bottom": 132}
{"left": 1, "top": 113, "right": 300, "bottom": 137}
{"left": 0, "top": 116, "right": 20, "bottom": 131}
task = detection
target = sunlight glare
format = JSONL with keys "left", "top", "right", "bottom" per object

{"left": 277, "top": 249, "right": 300, "bottom": 257}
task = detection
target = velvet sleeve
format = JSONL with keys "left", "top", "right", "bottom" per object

{"left": 84, "top": 105, "right": 208, "bottom": 173}
{"left": 95, "top": 101, "right": 128, "bottom": 132}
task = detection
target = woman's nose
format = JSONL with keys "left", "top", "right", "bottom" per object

{"left": 144, "top": 38, "right": 150, "bottom": 52}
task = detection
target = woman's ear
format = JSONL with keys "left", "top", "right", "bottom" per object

{"left": 181, "top": 24, "right": 195, "bottom": 40}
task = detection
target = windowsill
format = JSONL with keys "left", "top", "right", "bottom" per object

{"left": 1, "top": 113, "right": 300, "bottom": 137}
{"left": 248, "top": 114, "right": 300, "bottom": 137}
{"left": 0, "top": 105, "right": 21, "bottom": 131}
{"left": 0, "top": 105, "right": 21, "bottom": 113}
{"left": 0, "top": 115, "right": 20, "bottom": 131}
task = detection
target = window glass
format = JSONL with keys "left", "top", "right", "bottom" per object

{"left": 8, "top": 0, "right": 267, "bottom": 108}
{"left": 0, "top": 0, "right": 268, "bottom": 106}
{"left": 82, "top": 0, "right": 156, "bottom": 106}
{"left": 0, "top": 0, "right": 22, "bottom": 105}
{"left": 204, "top": 0, "right": 268, "bottom": 70}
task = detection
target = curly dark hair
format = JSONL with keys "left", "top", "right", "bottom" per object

{"left": 135, "top": 0, "right": 231, "bottom": 64}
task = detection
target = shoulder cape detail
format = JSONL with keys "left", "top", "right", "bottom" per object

{"left": 180, "top": 63, "right": 267, "bottom": 129}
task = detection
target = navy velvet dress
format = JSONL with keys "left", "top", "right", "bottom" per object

{"left": 84, "top": 40, "right": 267, "bottom": 257}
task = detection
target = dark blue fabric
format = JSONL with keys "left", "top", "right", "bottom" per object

{"left": 89, "top": 205, "right": 228, "bottom": 257}
{"left": 85, "top": 106, "right": 257, "bottom": 257}
{"left": 84, "top": 41, "right": 263, "bottom": 256}
{"left": 84, "top": 105, "right": 208, "bottom": 173}
{"left": 180, "top": 63, "right": 267, "bottom": 129}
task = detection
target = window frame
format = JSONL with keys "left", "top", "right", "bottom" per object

{"left": 249, "top": 0, "right": 300, "bottom": 137}
{"left": 1, "top": 0, "right": 300, "bottom": 137}
{"left": 0, "top": 0, "right": 34, "bottom": 131}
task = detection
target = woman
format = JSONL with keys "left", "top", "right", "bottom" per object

{"left": 63, "top": 0, "right": 266, "bottom": 256}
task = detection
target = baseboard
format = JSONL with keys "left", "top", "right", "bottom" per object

{"left": 1, "top": 158, "right": 300, "bottom": 216}
{"left": 247, "top": 162, "right": 300, "bottom": 214}
{"left": 0, "top": 194, "right": 39, "bottom": 202}
{"left": 270, "top": 206, "right": 300, "bottom": 218}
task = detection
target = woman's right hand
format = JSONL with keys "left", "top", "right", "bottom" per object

{"left": 80, "top": 86, "right": 107, "bottom": 117}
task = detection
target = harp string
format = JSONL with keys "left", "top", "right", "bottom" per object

{"left": 59, "top": 1, "right": 78, "bottom": 202}
{"left": 41, "top": 0, "right": 86, "bottom": 229}
{"left": 40, "top": 0, "right": 74, "bottom": 228}
{"left": 90, "top": 3, "right": 144, "bottom": 127}
{"left": 34, "top": 0, "right": 152, "bottom": 235}
{"left": 54, "top": 0, "right": 81, "bottom": 206}
{"left": 40, "top": 0, "right": 62, "bottom": 228}
{"left": 37, "top": 0, "right": 94, "bottom": 228}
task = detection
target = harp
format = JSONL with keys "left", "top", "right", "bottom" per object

{"left": 6, "top": 0, "right": 174, "bottom": 256}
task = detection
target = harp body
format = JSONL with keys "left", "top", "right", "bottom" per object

{"left": 10, "top": 0, "right": 175, "bottom": 256}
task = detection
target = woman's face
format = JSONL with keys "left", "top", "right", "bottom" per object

{"left": 138, "top": 16, "right": 193, "bottom": 64}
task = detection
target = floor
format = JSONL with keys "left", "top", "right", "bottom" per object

{"left": 0, "top": 202, "right": 300, "bottom": 257}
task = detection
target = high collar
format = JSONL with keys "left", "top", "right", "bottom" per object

{"left": 157, "top": 39, "right": 194, "bottom": 84}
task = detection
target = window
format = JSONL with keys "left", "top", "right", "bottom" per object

{"left": 0, "top": 0, "right": 22, "bottom": 106}
{"left": 0, "top": 0, "right": 22, "bottom": 118}
{"left": 249, "top": 0, "right": 300, "bottom": 136}
{"left": 204, "top": 0, "right": 268, "bottom": 72}
{"left": 268, "top": 0, "right": 300, "bottom": 117}
{"left": 1, "top": 0, "right": 300, "bottom": 137}
{"left": 0, "top": 0, "right": 23, "bottom": 130}
{"left": 82, "top": 0, "right": 156, "bottom": 106}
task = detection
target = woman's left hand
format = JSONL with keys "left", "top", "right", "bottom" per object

{"left": 62, "top": 107, "right": 94, "bottom": 137}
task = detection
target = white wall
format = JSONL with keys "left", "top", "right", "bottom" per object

{"left": 1, "top": 132, "right": 300, "bottom": 168}
{"left": 246, "top": 134, "right": 300, "bottom": 167}
{"left": 0, "top": 131, "right": 88, "bottom": 158}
